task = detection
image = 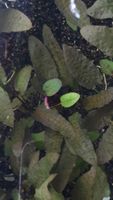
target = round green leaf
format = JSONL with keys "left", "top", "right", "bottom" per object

{"left": 60, "top": 92, "right": 80, "bottom": 108}
{"left": 99, "top": 59, "right": 113, "bottom": 75}
{"left": 43, "top": 78, "right": 62, "bottom": 96}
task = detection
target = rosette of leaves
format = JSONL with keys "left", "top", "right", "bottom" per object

{"left": 87, "top": 0, "right": 113, "bottom": 19}
{"left": 80, "top": 25, "right": 113, "bottom": 57}
{"left": 0, "top": 8, "right": 32, "bottom": 32}
{"left": 63, "top": 44, "right": 102, "bottom": 89}
{"left": 55, "top": 0, "right": 90, "bottom": 30}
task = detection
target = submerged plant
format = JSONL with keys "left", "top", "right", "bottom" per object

{"left": 1, "top": 1, "right": 113, "bottom": 200}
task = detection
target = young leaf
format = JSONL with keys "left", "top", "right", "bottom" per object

{"left": 14, "top": 65, "right": 32, "bottom": 95}
{"left": 80, "top": 25, "right": 113, "bottom": 57}
{"left": 0, "top": 8, "right": 32, "bottom": 32}
{"left": 43, "top": 78, "right": 62, "bottom": 96}
{"left": 32, "top": 131, "right": 45, "bottom": 150}
{"left": 87, "top": 0, "right": 113, "bottom": 19}
{"left": 0, "top": 87, "right": 14, "bottom": 127}
{"left": 60, "top": 92, "right": 80, "bottom": 108}
{"left": 99, "top": 59, "right": 113, "bottom": 75}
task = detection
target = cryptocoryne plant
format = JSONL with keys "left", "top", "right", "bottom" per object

{"left": 1, "top": 0, "right": 113, "bottom": 199}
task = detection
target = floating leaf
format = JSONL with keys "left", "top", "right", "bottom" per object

{"left": 0, "top": 8, "right": 32, "bottom": 32}
{"left": 14, "top": 65, "right": 32, "bottom": 95}
{"left": 99, "top": 59, "right": 113, "bottom": 75}
{"left": 43, "top": 78, "right": 62, "bottom": 96}
{"left": 71, "top": 166, "right": 110, "bottom": 200}
{"left": 87, "top": 0, "right": 113, "bottom": 19}
{"left": 97, "top": 125, "right": 113, "bottom": 164}
{"left": 83, "top": 87, "right": 113, "bottom": 111}
{"left": 55, "top": 0, "right": 90, "bottom": 30}
{"left": 80, "top": 25, "right": 113, "bottom": 57}
{"left": 28, "top": 152, "right": 59, "bottom": 186}
{"left": 63, "top": 44, "right": 102, "bottom": 89}
{"left": 60, "top": 92, "right": 80, "bottom": 108}
{"left": 43, "top": 25, "right": 73, "bottom": 85}
{"left": 32, "top": 131, "right": 45, "bottom": 150}
{"left": 0, "top": 87, "right": 14, "bottom": 127}
{"left": 28, "top": 36, "right": 58, "bottom": 85}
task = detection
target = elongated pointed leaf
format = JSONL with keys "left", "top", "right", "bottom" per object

{"left": 0, "top": 64, "right": 7, "bottom": 85}
{"left": 33, "top": 105, "right": 97, "bottom": 165}
{"left": 0, "top": 8, "right": 32, "bottom": 32}
{"left": 55, "top": 0, "right": 90, "bottom": 30}
{"left": 97, "top": 125, "right": 113, "bottom": 164}
{"left": 43, "top": 25, "right": 73, "bottom": 85}
{"left": 81, "top": 25, "right": 113, "bottom": 57}
{"left": 83, "top": 87, "right": 113, "bottom": 111}
{"left": 14, "top": 65, "right": 32, "bottom": 95}
{"left": 28, "top": 152, "right": 59, "bottom": 186}
{"left": 28, "top": 36, "right": 58, "bottom": 85}
{"left": 35, "top": 175, "right": 63, "bottom": 200}
{"left": 0, "top": 87, "right": 14, "bottom": 127}
{"left": 71, "top": 166, "right": 110, "bottom": 200}
{"left": 63, "top": 44, "right": 102, "bottom": 89}
{"left": 87, "top": 0, "right": 113, "bottom": 19}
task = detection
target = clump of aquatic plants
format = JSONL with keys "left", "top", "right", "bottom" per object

{"left": 1, "top": 0, "right": 113, "bottom": 199}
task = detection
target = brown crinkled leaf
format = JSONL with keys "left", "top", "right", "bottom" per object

{"left": 71, "top": 166, "right": 109, "bottom": 200}
{"left": 28, "top": 36, "right": 58, "bottom": 85}
{"left": 0, "top": 8, "right": 32, "bottom": 32}
{"left": 69, "top": 113, "right": 97, "bottom": 165}
{"left": 33, "top": 105, "right": 97, "bottom": 165}
{"left": 43, "top": 25, "right": 73, "bottom": 85}
{"left": 45, "top": 129, "right": 63, "bottom": 154}
{"left": 87, "top": 0, "right": 113, "bottom": 19}
{"left": 80, "top": 25, "right": 113, "bottom": 57}
{"left": 82, "top": 101, "right": 113, "bottom": 131}
{"left": 97, "top": 125, "right": 113, "bottom": 164}
{"left": 28, "top": 152, "right": 59, "bottom": 187}
{"left": 55, "top": 0, "right": 90, "bottom": 30}
{"left": 83, "top": 87, "right": 113, "bottom": 111}
{"left": 63, "top": 44, "right": 102, "bottom": 89}
{"left": 53, "top": 145, "right": 76, "bottom": 192}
